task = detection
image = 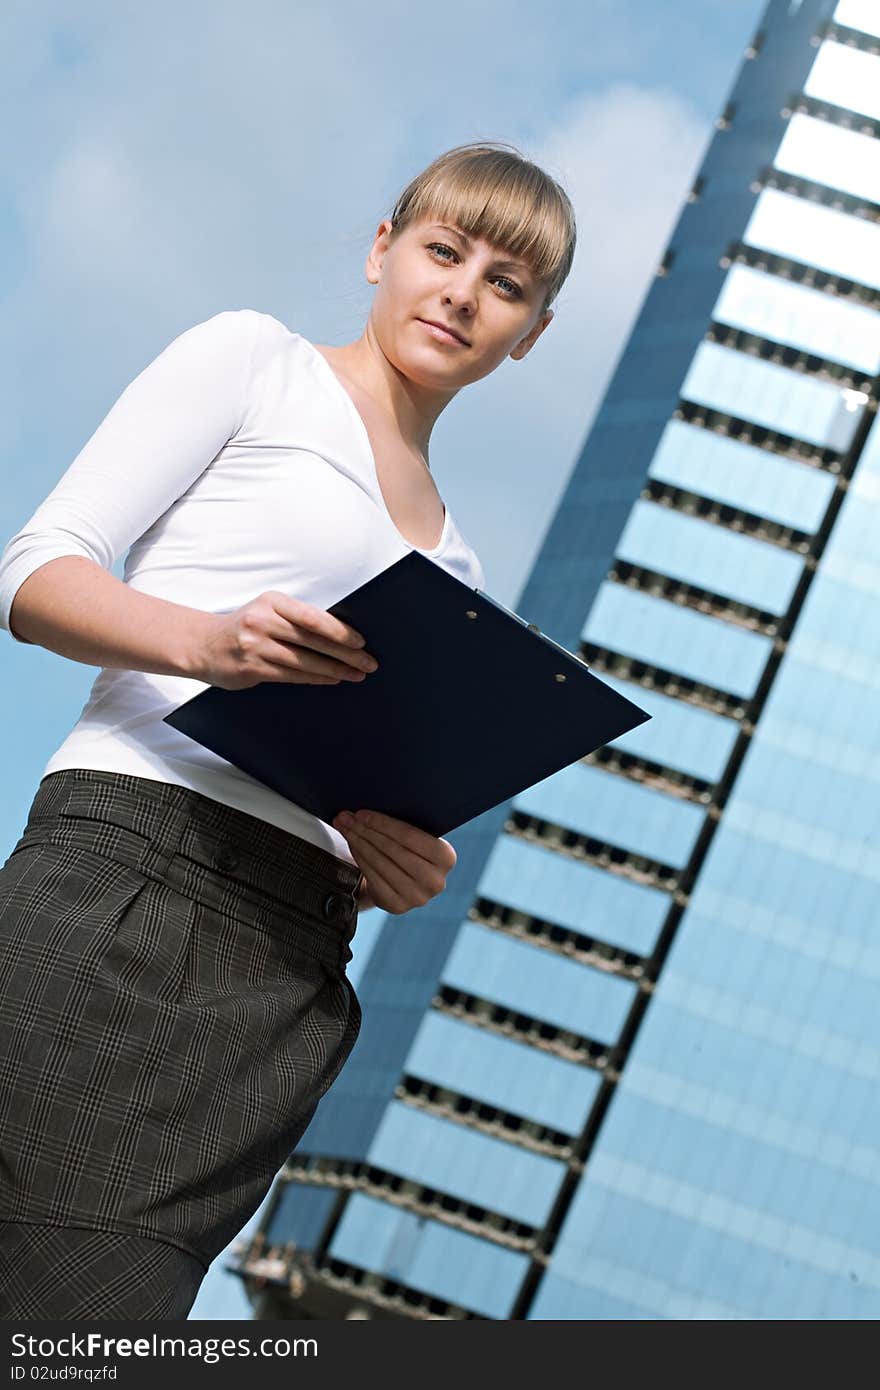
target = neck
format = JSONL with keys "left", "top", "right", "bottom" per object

{"left": 334, "top": 324, "right": 460, "bottom": 460}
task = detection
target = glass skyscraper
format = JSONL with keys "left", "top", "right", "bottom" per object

{"left": 231, "top": 0, "right": 880, "bottom": 1319}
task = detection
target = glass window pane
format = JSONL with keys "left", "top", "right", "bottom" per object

{"left": 648, "top": 419, "right": 835, "bottom": 532}
{"left": 405, "top": 1011, "right": 602, "bottom": 1132}
{"left": 713, "top": 262, "right": 880, "bottom": 375}
{"left": 529, "top": 1269, "right": 650, "bottom": 1320}
{"left": 682, "top": 341, "right": 864, "bottom": 452}
{"left": 443, "top": 921, "right": 638, "bottom": 1042}
{"left": 792, "top": 570, "right": 880, "bottom": 677}
{"left": 729, "top": 735, "right": 878, "bottom": 846}
{"left": 745, "top": 188, "right": 880, "bottom": 292}
{"left": 268, "top": 1182, "right": 337, "bottom": 1249}
{"left": 589, "top": 671, "right": 741, "bottom": 782}
{"left": 760, "top": 658, "right": 880, "bottom": 768}
{"left": 688, "top": 825, "right": 880, "bottom": 959}
{"left": 582, "top": 582, "right": 774, "bottom": 698}
{"left": 477, "top": 833, "right": 670, "bottom": 956}
{"left": 514, "top": 760, "right": 705, "bottom": 868}
{"left": 368, "top": 1101, "right": 566, "bottom": 1226}
{"left": 834, "top": 0, "right": 880, "bottom": 38}
{"left": 329, "top": 1192, "right": 529, "bottom": 1318}
{"left": 617, "top": 499, "right": 803, "bottom": 614}
{"left": 775, "top": 113, "right": 880, "bottom": 209}
{"left": 666, "top": 904, "right": 880, "bottom": 1048}
{"left": 548, "top": 1139, "right": 880, "bottom": 1319}
{"left": 805, "top": 38, "right": 880, "bottom": 121}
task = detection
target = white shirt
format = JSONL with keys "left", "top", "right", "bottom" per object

{"left": 0, "top": 309, "right": 485, "bottom": 867}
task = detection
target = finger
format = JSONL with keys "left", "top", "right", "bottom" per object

{"left": 349, "top": 811, "right": 456, "bottom": 872}
{"left": 343, "top": 821, "right": 448, "bottom": 894}
{"left": 261, "top": 639, "right": 369, "bottom": 681}
{"left": 272, "top": 593, "right": 366, "bottom": 650}
{"left": 342, "top": 833, "right": 411, "bottom": 913}
{"left": 278, "top": 627, "right": 376, "bottom": 672}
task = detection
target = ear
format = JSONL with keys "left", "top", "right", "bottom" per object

{"left": 510, "top": 308, "right": 554, "bottom": 361}
{"left": 366, "top": 218, "right": 395, "bottom": 285}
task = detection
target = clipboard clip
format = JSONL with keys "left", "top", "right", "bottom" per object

{"left": 474, "top": 588, "right": 530, "bottom": 629}
{"left": 473, "top": 589, "right": 590, "bottom": 669}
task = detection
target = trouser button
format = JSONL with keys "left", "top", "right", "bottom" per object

{"left": 323, "top": 892, "right": 343, "bottom": 921}
{"left": 216, "top": 844, "right": 239, "bottom": 872}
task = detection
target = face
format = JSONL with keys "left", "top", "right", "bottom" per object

{"left": 364, "top": 213, "right": 554, "bottom": 389}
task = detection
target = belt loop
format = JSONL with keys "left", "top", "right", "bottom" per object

{"left": 136, "top": 796, "right": 187, "bottom": 881}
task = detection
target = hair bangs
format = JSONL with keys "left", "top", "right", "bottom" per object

{"left": 388, "top": 142, "right": 576, "bottom": 313}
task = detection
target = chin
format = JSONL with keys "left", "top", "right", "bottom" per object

{"left": 391, "top": 343, "right": 457, "bottom": 384}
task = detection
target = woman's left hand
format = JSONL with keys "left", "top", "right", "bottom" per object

{"left": 332, "top": 808, "right": 456, "bottom": 915}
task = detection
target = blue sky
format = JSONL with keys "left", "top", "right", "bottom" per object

{"left": 0, "top": 0, "right": 766, "bottom": 1320}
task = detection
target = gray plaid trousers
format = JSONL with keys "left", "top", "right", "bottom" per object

{"left": 0, "top": 768, "right": 362, "bottom": 1285}
{"left": 0, "top": 1221, "right": 208, "bottom": 1319}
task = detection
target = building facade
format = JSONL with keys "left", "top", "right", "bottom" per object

{"left": 232, "top": 0, "right": 880, "bottom": 1319}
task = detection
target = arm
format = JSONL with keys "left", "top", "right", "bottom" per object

{"left": 0, "top": 309, "right": 266, "bottom": 670}
{"left": 8, "top": 555, "right": 216, "bottom": 677}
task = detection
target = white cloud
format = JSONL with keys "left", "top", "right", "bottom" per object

{"left": 436, "top": 80, "right": 710, "bottom": 596}
{"left": 5, "top": 0, "right": 717, "bottom": 595}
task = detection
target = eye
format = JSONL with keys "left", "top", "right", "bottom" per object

{"left": 426, "top": 243, "right": 523, "bottom": 298}
{"left": 495, "top": 274, "right": 522, "bottom": 298}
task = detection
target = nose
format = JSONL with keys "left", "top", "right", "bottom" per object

{"left": 441, "top": 283, "right": 475, "bottom": 319}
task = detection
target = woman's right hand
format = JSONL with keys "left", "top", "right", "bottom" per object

{"left": 188, "top": 590, "right": 379, "bottom": 691}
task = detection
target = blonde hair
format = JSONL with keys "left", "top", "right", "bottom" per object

{"left": 386, "top": 141, "right": 577, "bottom": 317}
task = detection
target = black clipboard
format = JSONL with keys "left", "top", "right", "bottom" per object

{"left": 163, "top": 550, "right": 651, "bottom": 836}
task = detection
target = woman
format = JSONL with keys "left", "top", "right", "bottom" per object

{"left": 0, "top": 141, "right": 576, "bottom": 1319}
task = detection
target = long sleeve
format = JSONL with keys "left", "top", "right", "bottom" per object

{"left": 0, "top": 308, "right": 262, "bottom": 643}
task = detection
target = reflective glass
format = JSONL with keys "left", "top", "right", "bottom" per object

{"left": 598, "top": 1091, "right": 851, "bottom": 1236}
{"left": 367, "top": 1101, "right": 566, "bottom": 1225}
{"left": 477, "top": 833, "right": 670, "bottom": 956}
{"left": 725, "top": 737, "right": 879, "bottom": 846}
{"left": 616, "top": 498, "right": 803, "bottom": 613}
{"left": 621, "top": 1054, "right": 880, "bottom": 1192}
{"left": 630, "top": 985, "right": 880, "bottom": 1149}
{"left": 269, "top": 1183, "right": 337, "bottom": 1249}
{"left": 775, "top": 112, "right": 880, "bottom": 209}
{"left": 404, "top": 1011, "right": 602, "bottom": 1132}
{"left": 721, "top": 793, "right": 880, "bottom": 887}
{"left": 664, "top": 904, "right": 880, "bottom": 1048}
{"left": 682, "top": 342, "right": 864, "bottom": 451}
{"left": 745, "top": 188, "right": 880, "bottom": 292}
{"left": 789, "top": 570, "right": 880, "bottom": 674}
{"left": 833, "top": 0, "right": 880, "bottom": 36}
{"left": 757, "top": 661, "right": 880, "bottom": 778}
{"left": 328, "top": 1193, "right": 529, "bottom": 1319}
{"left": 528, "top": 1269, "right": 655, "bottom": 1320}
{"left": 442, "top": 921, "right": 638, "bottom": 1043}
{"left": 537, "top": 1154, "right": 880, "bottom": 1319}
{"left": 647, "top": 419, "right": 835, "bottom": 531}
{"left": 684, "top": 825, "right": 880, "bottom": 958}
{"left": 582, "top": 582, "right": 773, "bottom": 697}
{"left": 586, "top": 671, "right": 740, "bottom": 781}
{"left": 514, "top": 760, "right": 705, "bottom": 867}
{"left": 805, "top": 37, "right": 880, "bottom": 120}
{"left": 713, "top": 262, "right": 880, "bottom": 375}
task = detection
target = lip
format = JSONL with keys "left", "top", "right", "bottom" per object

{"left": 417, "top": 318, "right": 469, "bottom": 346}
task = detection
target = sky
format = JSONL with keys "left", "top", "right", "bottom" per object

{"left": 0, "top": 0, "right": 767, "bottom": 1321}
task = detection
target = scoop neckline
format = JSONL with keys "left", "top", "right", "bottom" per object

{"left": 301, "top": 334, "right": 452, "bottom": 558}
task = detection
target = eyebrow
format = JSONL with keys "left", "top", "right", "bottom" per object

{"left": 429, "top": 224, "right": 533, "bottom": 277}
